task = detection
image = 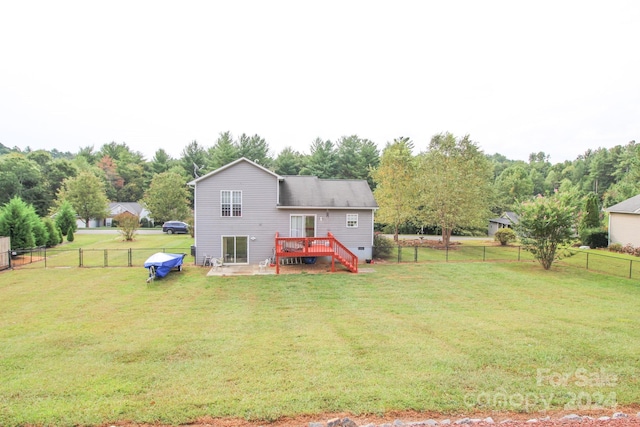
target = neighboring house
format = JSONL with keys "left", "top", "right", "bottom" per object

{"left": 188, "top": 157, "right": 378, "bottom": 272}
{"left": 605, "top": 194, "right": 640, "bottom": 247}
{"left": 75, "top": 217, "right": 102, "bottom": 229}
{"left": 488, "top": 211, "right": 519, "bottom": 236}
{"left": 74, "top": 202, "right": 150, "bottom": 228}
{"left": 104, "top": 202, "right": 151, "bottom": 227}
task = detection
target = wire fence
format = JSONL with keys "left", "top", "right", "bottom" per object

{"left": 375, "top": 244, "right": 640, "bottom": 280}
{"left": 6, "top": 247, "right": 194, "bottom": 269}
{"left": 5, "top": 244, "right": 640, "bottom": 280}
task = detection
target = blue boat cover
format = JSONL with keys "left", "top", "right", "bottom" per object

{"left": 144, "top": 252, "right": 186, "bottom": 278}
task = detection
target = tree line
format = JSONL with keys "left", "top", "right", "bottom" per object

{"left": 0, "top": 133, "right": 638, "bottom": 251}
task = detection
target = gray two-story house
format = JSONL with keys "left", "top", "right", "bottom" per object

{"left": 188, "top": 157, "right": 378, "bottom": 273}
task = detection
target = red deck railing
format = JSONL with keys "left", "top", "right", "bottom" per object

{"left": 275, "top": 232, "right": 358, "bottom": 274}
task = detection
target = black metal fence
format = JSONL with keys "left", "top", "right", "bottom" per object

{"left": 6, "top": 244, "right": 640, "bottom": 280}
{"left": 374, "top": 244, "right": 640, "bottom": 280}
{"left": 7, "top": 247, "right": 194, "bottom": 269}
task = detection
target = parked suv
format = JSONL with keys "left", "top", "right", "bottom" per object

{"left": 162, "top": 221, "right": 189, "bottom": 234}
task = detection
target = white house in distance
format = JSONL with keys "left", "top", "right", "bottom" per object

{"left": 188, "top": 158, "right": 378, "bottom": 273}
{"left": 605, "top": 194, "right": 640, "bottom": 246}
{"left": 74, "top": 202, "right": 151, "bottom": 228}
{"left": 104, "top": 202, "right": 151, "bottom": 227}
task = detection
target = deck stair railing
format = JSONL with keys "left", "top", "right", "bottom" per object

{"left": 275, "top": 232, "right": 358, "bottom": 274}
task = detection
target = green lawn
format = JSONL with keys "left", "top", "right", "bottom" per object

{"left": 18, "top": 233, "right": 195, "bottom": 269}
{"left": 1, "top": 237, "right": 639, "bottom": 426}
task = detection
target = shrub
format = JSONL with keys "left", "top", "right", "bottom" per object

{"left": 42, "top": 218, "right": 60, "bottom": 247}
{"left": 373, "top": 233, "right": 395, "bottom": 259}
{"left": 114, "top": 212, "right": 139, "bottom": 241}
{"left": 66, "top": 228, "right": 74, "bottom": 242}
{"left": 494, "top": 228, "right": 516, "bottom": 246}
{"left": 515, "top": 196, "right": 575, "bottom": 270}
{"left": 579, "top": 228, "right": 608, "bottom": 249}
{"left": 608, "top": 243, "right": 623, "bottom": 253}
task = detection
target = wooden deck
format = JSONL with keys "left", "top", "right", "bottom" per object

{"left": 274, "top": 232, "right": 358, "bottom": 274}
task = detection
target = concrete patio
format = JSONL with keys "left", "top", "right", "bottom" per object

{"left": 205, "top": 260, "right": 373, "bottom": 276}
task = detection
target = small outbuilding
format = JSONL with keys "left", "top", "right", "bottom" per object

{"left": 488, "top": 211, "right": 519, "bottom": 236}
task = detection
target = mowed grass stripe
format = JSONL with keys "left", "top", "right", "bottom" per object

{"left": 1, "top": 255, "right": 639, "bottom": 426}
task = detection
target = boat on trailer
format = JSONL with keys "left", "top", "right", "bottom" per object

{"left": 144, "top": 252, "right": 186, "bottom": 282}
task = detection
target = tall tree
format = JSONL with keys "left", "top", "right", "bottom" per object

{"left": 206, "top": 132, "right": 239, "bottom": 171}
{"left": 415, "top": 132, "right": 493, "bottom": 246}
{"left": 54, "top": 200, "right": 77, "bottom": 236}
{"left": 494, "top": 165, "right": 534, "bottom": 211}
{"left": 180, "top": 140, "right": 208, "bottom": 179}
{"left": 58, "top": 171, "right": 109, "bottom": 228}
{"left": 335, "top": 135, "right": 380, "bottom": 186}
{"left": 99, "top": 141, "right": 144, "bottom": 163}
{"left": 335, "top": 135, "right": 361, "bottom": 179}
{"left": 586, "top": 147, "right": 616, "bottom": 196}
{"left": 97, "top": 155, "right": 124, "bottom": 200}
{"left": 236, "top": 133, "right": 271, "bottom": 167}
{"left": 371, "top": 137, "right": 417, "bottom": 241}
{"left": 115, "top": 161, "right": 145, "bottom": 202}
{"left": 150, "top": 149, "right": 175, "bottom": 175}
{"left": 42, "top": 217, "right": 62, "bottom": 247}
{"left": 528, "top": 151, "right": 552, "bottom": 195}
{"left": 359, "top": 138, "right": 381, "bottom": 188}
{"left": 43, "top": 158, "right": 79, "bottom": 205}
{"left": 580, "top": 192, "right": 601, "bottom": 230}
{"left": 142, "top": 172, "right": 190, "bottom": 224}
{"left": 0, "top": 153, "right": 46, "bottom": 215}
{"left": 300, "top": 138, "right": 338, "bottom": 178}
{"left": 76, "top": 145, "right": 98, "bottom": 164}
{"left": 25, "top": 205, "right": 48, "bottom": 247}
{"left": 274, "top": 147, "right": 303, "bottom": 175}
{"left": 0, "top": 197, "right": 35, "bottom": 249}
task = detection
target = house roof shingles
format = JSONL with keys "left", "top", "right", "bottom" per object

{"left": 489, "top": 211, "right": 519, "bottom": 225}
{"left": 109, "top": 202, "right": 145, "bottom": 216}
{"left": 606, "top": 194, "right": 640, "bottom": 214}
{"left": 279, "top": 176, "right": 378, "bottom": 209}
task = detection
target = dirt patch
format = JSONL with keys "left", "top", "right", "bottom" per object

{"left": 104, "top": 408, "right": 640, "bottom": 427}
{"left": 276, "top": 260, "right": 354, "bottom": 274}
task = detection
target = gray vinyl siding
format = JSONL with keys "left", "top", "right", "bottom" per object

{"left": 193, "top": 161, "right": 280, "bottom": 264}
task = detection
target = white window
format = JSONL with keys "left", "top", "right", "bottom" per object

{"left": 346, "top": 213, "right": 358, "bottom": 228}
{"left": 221, "top": 190, "right": 242, "bottom": 217}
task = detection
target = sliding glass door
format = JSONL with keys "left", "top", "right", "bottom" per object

{"left": 222, "top": 236, "right": 248, "bottom": 264}
{"left": 290, "top": 215, "right": 315, "bottom": 238}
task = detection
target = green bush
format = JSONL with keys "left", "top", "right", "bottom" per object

{"left": 373, "top": 233, "right": 395, "bottom": 259}
{"left": 494, "top": 228, "right": 516, "bottom": 246}
{"left": 66, "top": 228, "right": 74, "bottom": 243}
{"left": 580, "top": 228, "right": 608, "bottom": 249}
{"left": 42, "top": 218, "right": 61, "bottom": 247}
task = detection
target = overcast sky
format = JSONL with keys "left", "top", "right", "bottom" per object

{"left": 1, "top": 1, "right": 638, "bottom": 164}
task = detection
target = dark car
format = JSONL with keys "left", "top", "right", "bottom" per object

{"left": 162, "top": 221, "right": 189, "bottom": 234}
